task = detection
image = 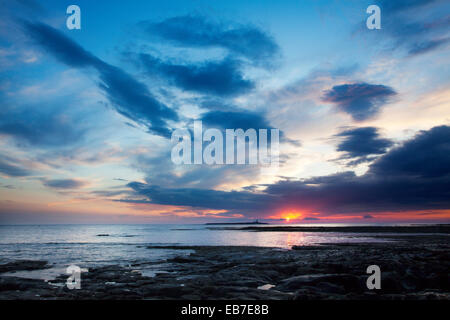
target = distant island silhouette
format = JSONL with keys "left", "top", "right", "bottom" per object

{"left": 205, "top": 219, "right": 268, "bottom": 225}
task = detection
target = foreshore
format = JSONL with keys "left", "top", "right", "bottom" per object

{"left": 0, "top": 233, "right": 448, "bottom": 300}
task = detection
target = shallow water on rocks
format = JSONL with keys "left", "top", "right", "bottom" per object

{"left": 0, "top": 224, "right": 393, "bottom": 280}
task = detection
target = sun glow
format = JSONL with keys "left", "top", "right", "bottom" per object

{"left": 283, "top": 212, "right": 303, "bottom": 223}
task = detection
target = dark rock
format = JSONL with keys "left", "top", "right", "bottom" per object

{"left": 0, "top": 235, "right": 448, "bottom": 300}
{"left": 0, "top": 260, "right": 49, "bottom": 273}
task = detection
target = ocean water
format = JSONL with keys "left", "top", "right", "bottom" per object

{"left": 0, "top": 224, "right": 388, "bottom": 280}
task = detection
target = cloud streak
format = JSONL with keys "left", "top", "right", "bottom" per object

{"left": 0, "top": 102, "right": 87, "bottom": 147}
{"left": 374, "top": 0, "right": 450, "bottom": 57}
{"left": 22, "top": 21, "right": 178, "bottom": 137}
{"left": 138, "top": 54, "right": 254, "bottom": 97}
{"left": 141, "top": 15, "right": 279, "bottom": 64}
{"left": 42, "top": 178, "right": 87, "bottom": 189}
{"left": 0, "top": 158, "right": 31, "bottom": 177}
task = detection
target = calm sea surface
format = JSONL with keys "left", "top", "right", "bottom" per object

{"left": 0, "top": 224, "right": 390, "bottom": 280}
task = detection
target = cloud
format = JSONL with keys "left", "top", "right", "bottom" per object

{"left": 138, "top": 54, "right": 254, "bottom": 97}
{"left": 200, "top": 109, "right": 300, "bottom": 146}
{"left": 0, "top": 103, "right": 87, "bottom": 147}
{"left": 42, "top": 178, "right": 87, "bottom": 189}
{"left": 97, "top": 63, "right": 178, "bottom": 137}
{"left": 133, "top": 149, "right": 262, "bottom": 190}
{"left": 22, "top": 21, "right": 178, "bottom": 137}
{"left": 0, "top": 158, "right": 31, "bottom": 177}
{"left": 372, "top": 0, "right": 450, "bottom": 57}
{"left": 407, "top": 38, "right": 450, "bottom": 56}
{"left": 334, "top": 127, "right": 393, "bottom": 165}
{"left": 377, "top": 0, "right": 437, "bottom": 12}
{"left": 322, "top": 83, "right": 397, "bottom": 121}
{"left": 370, "top": 125, "right": 450, "bottom": 178}
{"left": 125, "top": 181, "right": 274, "bottom": 212}
{"left": 140, "top": 15, "right": 279, "bottom": 64}
{"left": 90, "top": 189, "right": 130, "bottom": 197}
{"left": 125, "top": 125, "right": 450, "bottom": 217}
{"left": 201, "top": 110, "right": 271, "bottom": 131}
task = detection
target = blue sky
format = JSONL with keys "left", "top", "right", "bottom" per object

{"left": 0, "top": 0, "right": 449, "bottom": 224}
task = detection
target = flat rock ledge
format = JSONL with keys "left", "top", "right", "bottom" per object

{"left": 0, "top": 235, "right": 448, "bottom": 300}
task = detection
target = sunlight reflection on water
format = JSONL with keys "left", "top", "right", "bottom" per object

{"left": 0, "top": 224, "right": 392, "bottom": 280}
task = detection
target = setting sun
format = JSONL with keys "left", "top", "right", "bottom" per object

{"left": 282, "top": 212, "right": 303, "bottom": 223}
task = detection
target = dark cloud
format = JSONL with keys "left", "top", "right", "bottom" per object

{"left": 96, "top": 63, "right": 178, "bottom": 137}
{"left": 372, "top": 0, "right": 449, "bottom": 57}
{"left": 125, "top": 182, "right": 274, "bottom": 212}
{"left": 0, "top": 103, "right": 86, "bottom": 147}
{"left": 0, "top": 159, "right": 31, "bottom": 177}
{"left": 126, "top": 125, "right": 450, "bottom": 217}
{"left": 138, "top": 54, "right": 254, "bottom": 97}
{"left": 201, "top": 110, "right": 271, "bottom": 131}
{"left": 322, "top": 83, "right": 397, "bottom": 121}
{"left": 22, "top": 21, "right": 100, "bottom": 67}
{"left": 407, "top": 38, "right": 450, "bottom": 56}
{"left": 334, "top": 127, "right": 393, "bottom": 165}
{"left": 370, "top": 125, "right": 450, "bottom": 178}
{"left": 42, "top": 178, "right": 87, "bottom": 189}
{"left": 22, "top": 21, "right": 178, "bottom": 137}
{"left": 90, "top": 189, "right": 130, "bottom": 197}
{"left": 141, "top": 15, "right": 279, "bottom": 64}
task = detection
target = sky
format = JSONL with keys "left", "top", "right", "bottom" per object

{"left": 0, "top": 0, "right": 449, "bottom": 224}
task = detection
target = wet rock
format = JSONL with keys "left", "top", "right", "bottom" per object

{"left": 0, "top": 260, "right": 49, "bottom": 273}
{"left": 0, "top": 235, "right": 448, "bottom": 300}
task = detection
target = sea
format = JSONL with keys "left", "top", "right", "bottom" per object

{"left": 0, "top": 224, "right": 393, "bottom": 280}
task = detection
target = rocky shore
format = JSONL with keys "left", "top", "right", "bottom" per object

{"left": 0, "top": 235, "right": 448, "bottom": 300}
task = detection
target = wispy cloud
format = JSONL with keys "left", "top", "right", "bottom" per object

{"left": 0, "top": 102, "right": 87, "bottom": 147}
{"left": 374, "top": 0, "right": 450, "bottom": 56}
{"left": 0, "top": 158, "right": 31, "bottom": 177}
{"left": 136, "top": 54, "right": 254, "bottom": 97}
{"left": 22, "top": 21, "right": 178, "bottom": 137}
{"left": 140, "top": 15, "right": 279, "bottom": 64}
{"left": 41, "top": 178, "right": 88, "bottom": 189}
